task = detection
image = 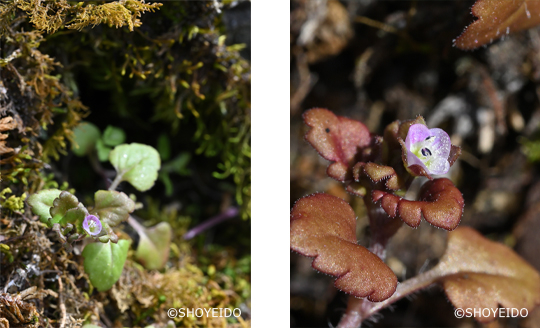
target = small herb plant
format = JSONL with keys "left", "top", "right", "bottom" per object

{"left": 27, "top": 123, "right": 171, "bottom": 292}
{"left": 291, "top": 108, "right": 540, "bottom": 326}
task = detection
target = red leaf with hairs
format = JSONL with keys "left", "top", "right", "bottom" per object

{"left": 435, "top": 227, "right": 540, "bottom": 323}
{"left": 372, "top": 178, "right": 464, "bottom": 230}
{"left": 455, "top": 0, "right": 540, "bottom": 50}
{"left": 291, "top": 193, "right": 397, "bottom": 301}
{"left": 303, "top": 108, "right": 371, "bottom": 181}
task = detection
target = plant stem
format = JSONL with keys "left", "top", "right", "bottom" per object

{"left": 338, "top": 191, "right": 405, "bottom": 327}
{"left": 183, "top": 207, "right": 239, "bottom": 240}
{"left": 127, "top": 216, "right": 145, "bottom": 236}
{"left": 88, "top": 152, "right": 114, "bottom": 188}
{"left": 108, "top": 173, "right": 123, "bottom": 191}
{"left": 364, "top": 196, "right": 403, "bottom": 261}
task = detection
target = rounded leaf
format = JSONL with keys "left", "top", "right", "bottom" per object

{"left": 95, "top": 139, "right": 112, "bottom": 162}
{"left": 91, "top": 190, "right": 135, "bottom": 227}
{"left": 82, "top": 240, "right": 130, "bottom": 292}
{"left": 303, "top": 108, "right": 371, "bottom": 181}
{"left": 434, "top": 227, "right": 540, "bottom": 323}
{"left": 72, "top": 122, "right": 101, "bottom": 157}
{"left": 291, "top": 193, "right": 397, "bottom": 301}
{"left": 135, "top": 221, "right": 172, "bottom": 270}
{"left": 372, "top": 178, "right": 464, "bottom": 230}
{"left": 27, "top": 189, "right": 62, "bottom": 224}
{"left": 50, "top": 191, "right": 79, "bottom": 224}
{"left": 102, "top": 125, "right": 126, "bottom": 147}
{"left": 109, "top": 143, "right": 161, "bottom": 191}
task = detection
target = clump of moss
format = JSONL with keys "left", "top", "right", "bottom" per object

{"left": 0, "top": 187, "right": 26, "bottom": 213}
{"left": 107, "top": 259, "right": 250, "bottom": 327}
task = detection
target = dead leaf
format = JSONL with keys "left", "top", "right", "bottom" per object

{"left": 0, "top": 116, "right": 17, "bottom": 155}
{"left": 303, "top": 108, "right": 372, "bottom": 182}
{"left": 455, "top": 0, "right": 540, "bottom": 50}
{"left": 435, "top": 227, "right": 540, "bottom": 323}
{"left": 291, "top": 193, "right": 397, "bottom": 301}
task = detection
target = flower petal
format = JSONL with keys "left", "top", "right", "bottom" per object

{"left": 427, "top": 157, "right": 450, "bottom": 175}
{"left": 83, "top": 214, "right": 102, "bottom": 236}
{"left": 428, "top": 128, "right": 451, "bottom": 160}
{"left": 405, "top": 124, "right": 451, "bottom": 175}
{"left": 405, "top": 124, "right": 431, "bottom": 149}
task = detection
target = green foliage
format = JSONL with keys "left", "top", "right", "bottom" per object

{"left": 60, "top": 203, "right": 88, "bottom": 230}
{"left": 95, "top": 139, "right": 112, "bottom": 162}
{"left": 109, "top": 143, "right": 161, "bottom": 191}
{"left": 27, "top": 189, "right": 63, "bottom": 224}
{"left": 134, "top": 221, "right": 172, "bottom": 270}
{"left": 72, "top": 122, "right": 101, "bottom": 156}
{"left": 28, "top": 188, "right": 134, "bottom": 244}
{"left": 91, "top": 190, "right": 135, "bottom": 227}
{"left": 102, "top": 125, "right": 126, "bottom": 146}
{"left": 71, "top": 122, "right": 128, "bottom": 161}
{"left": 82, "top": 239, "right": 130, "bottom": 292}
{"left": 50, "top": 191, "right": 80, "bottom": 223}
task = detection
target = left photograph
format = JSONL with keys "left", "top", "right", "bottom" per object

{"left": 0, "top": 1, "right": 250, "bottom": 327}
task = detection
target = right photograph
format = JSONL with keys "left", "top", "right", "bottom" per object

{"left": 290, "top": 1, "right": 540, "bottom": 327}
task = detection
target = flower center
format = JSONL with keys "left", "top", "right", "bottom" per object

{"left": 421, "top": 148, "right": 432, "bottom": 157}
{"left": 88, "top": 220, "right": 98, "bottom": 232}
{"left": 411, "top": 135, "right": 436, "bottom": 162}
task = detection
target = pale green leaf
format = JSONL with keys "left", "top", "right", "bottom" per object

{"left": 135, "top": 221, "right": 172, "bottom": 270}
{"left": 27, "top": 189, "right": 62, "bottom": 225}
{"left": 90, "top": 190, "right": 135, "bottom": 227}
{"left": 72, "top": 122, "right": 101, "bottom": 157}
{"left": 50, "top": 191, "right": 79, "bottom": 224}
{"left": 102, "top": 125, "right": 126, "bottom": 147}
{"left": 82, "top": 240, "right": 130, "bottom": 292}
{"left": 96, "top": 138, "right": 112, "bottom": 162}
{"left": 109, "top": 143, "right": 161, "bottom": 191}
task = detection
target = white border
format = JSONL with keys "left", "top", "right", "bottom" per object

{"left": 251, "top": 1, "right": 290, "bottom": 326}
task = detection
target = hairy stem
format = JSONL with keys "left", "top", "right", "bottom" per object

{"left": 364, "top": 196, "right": 403, "bottom": 261}
{"left": 367, "top": 268, "right": 440, "bottom": 316}
{"left": 338, "top": 191, "right": 404, "bottom": 327}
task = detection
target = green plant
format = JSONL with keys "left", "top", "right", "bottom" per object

{"left": 27, "top": 142, "right": 171, "bottom": 291}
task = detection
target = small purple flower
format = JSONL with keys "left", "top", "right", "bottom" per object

{"left": 405, "top": 124, "right": 451, "bottom": 175}
{"left": 83, "top": 215, "right": 102, "bottom": 236}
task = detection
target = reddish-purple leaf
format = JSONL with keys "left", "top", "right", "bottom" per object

{"left": 303, "top": 108, "right": 371, "bottom": 181}
{"left": 353, "top": 162, "right": 400, "bottom": 191}
{"left": 372, "top": 178, "right": 464, "bottom": 230}
{"left": 291, "top": 193, "right": 397, "bottom": 302}
{"left": 434, "top": 227, "right": 540, "bottom": 323}
{"left": 455, "top": 0, "right": 540, "bottom": 50}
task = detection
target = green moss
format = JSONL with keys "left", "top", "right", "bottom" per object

{"left": 0, "top": 188, "right": 26, "bottom": 213}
